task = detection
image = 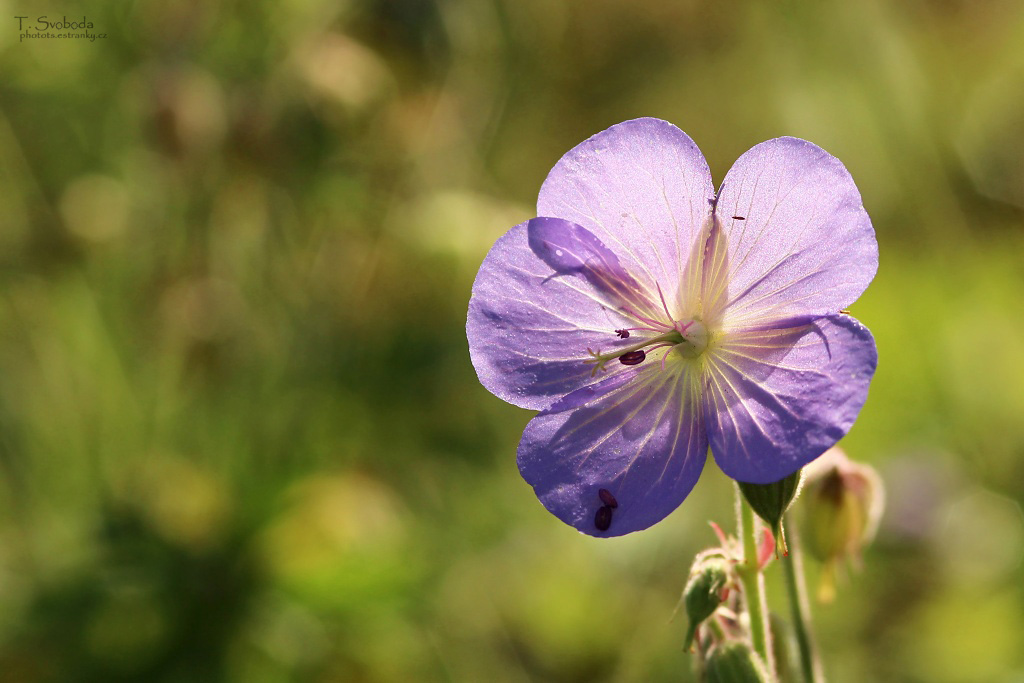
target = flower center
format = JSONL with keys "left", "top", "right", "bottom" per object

{"left": 673, "top": 318, "right": 709, "bottom": 359}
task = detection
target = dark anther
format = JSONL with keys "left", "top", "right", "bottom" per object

{"left": 598, "top": 488, "right": 618, "bottom": 508}
{"left": 618, "top": 350, "right": 646, "bottom": 366}
{"left": 595, "top": 505, "right": 613, "bottom": 531}
{"left": 732, "top": 215, "right": 745, "bottom": 220}
{"left": 615, "top": 329, "right": 630, "bottom": 338}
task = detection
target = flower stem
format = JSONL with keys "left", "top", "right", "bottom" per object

{"left": 781, "top": 517, "right": 825, "bottom": 683}
{"left": 736, "top": 485, "right": 774, "bottom": 679}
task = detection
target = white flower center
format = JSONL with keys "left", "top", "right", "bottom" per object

{"left": 674, "top": 319, "right": 709, "bottom": 359}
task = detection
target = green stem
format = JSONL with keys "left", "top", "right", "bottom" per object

{"left": 707, "top": 615, "right": 727, "bottom": 642}
{"left": 736, "top": 486, "right": 774, "bottom": 679}
{"left": 781, "top": 518, "right": 825, "bottom": 683}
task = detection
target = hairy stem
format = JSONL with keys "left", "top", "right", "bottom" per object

{"left": 782, "top": 517, "right": 825, "bottom": 683}
{"left": 736, "top": 486, "right": 774, "bottom": 679}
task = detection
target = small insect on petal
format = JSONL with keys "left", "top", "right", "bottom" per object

{"left": 595, "top": 505, "right": 613, "bottom": 531}
{"left": 598, "top": 488, "right": 619, "bottom": 508}
{"left": 615, "top": 329, "right": 630, "bottom": 338}
{"left": 732, "top": 216, "right": 745, "bottom": 220}
{"left": 618, "top": 350, "right": 646, "bottom": 366}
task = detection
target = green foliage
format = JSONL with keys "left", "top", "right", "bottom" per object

{"left": 1, "top": 0, "right": 1024, "bottom": 681}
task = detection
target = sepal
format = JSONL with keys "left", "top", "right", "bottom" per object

{"left": 704, "top": 641, "right": 770, "bottom": 683}
{"left": 738, "top": 469, "right": 803, "bottom": 556}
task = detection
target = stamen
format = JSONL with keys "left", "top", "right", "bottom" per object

{"left": 619, "top": 305, "right": 672, "bottom": 332}
{"left": 644, "top": 342, "right": 675, "bottom": 371}
{"left": 619, "top": 325, "right": 664, "bottom": 334}
{"left": 598, "top": 488, "right": 618, "bottom": 508}
{"left": 586, "top": 328, "right": 685, "bottom": 372}
{"left": 618, "top": 350, "right": 646, "bottom": 366}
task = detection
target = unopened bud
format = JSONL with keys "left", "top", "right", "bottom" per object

{"left": 799, "top": 447, "right": 884, "bottom": 601}
{"left": 737, "top": 470, "right": 803, "bottom": 555}
{"left": 682, "top": 557, "right": 730, "bottom": 650}
{"left": 705, "top": 641, "right": 770, "bottom": 683}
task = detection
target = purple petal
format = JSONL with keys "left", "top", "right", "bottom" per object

{"left": 468, "top": 221, "right": 640, "bottom": 410}
{"left": 539, "top": 368, "right": 640, "bottom": 415}
{"left": 703, "top": 313, "right": 877, "bottom": 484}
{"left": 538, "top": 118, "right": 715, "bottom": 312}
{"left": 517, "top": 365, "right": 708, "bottom": 537}
{"left": 527, "top": 217, "right": 652, "bottom": 315}
{"left": 714, "top": 138, "right": 877, "bottom": 326}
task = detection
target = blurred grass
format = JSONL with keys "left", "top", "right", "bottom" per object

{"left": 1, "top": 0, "right": 1024, "bottom": 681}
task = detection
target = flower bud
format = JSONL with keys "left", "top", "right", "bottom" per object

{"left": 737, "top": 470, "right": 803, "bottom": 555}
{"left": 799, "top": 447, "right": 884, "bottom": 601}
{"left": 704, "top": 641, "right": 770, "bottom": 683}
{"left": 682, "top": 557, "right": 730, "bottom": 650}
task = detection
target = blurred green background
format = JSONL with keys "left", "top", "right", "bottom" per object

{"left": 1, "top": 0, "right": 1023, "bottom": 681}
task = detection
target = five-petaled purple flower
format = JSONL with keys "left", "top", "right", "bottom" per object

{"left": 467, "top": 118, "right": 878, "bottom": 537}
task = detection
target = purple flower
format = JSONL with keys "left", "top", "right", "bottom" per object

{"left": 467, "top": 118, "right": 877, "bottom": 537}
